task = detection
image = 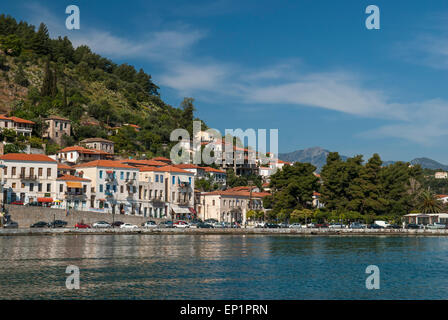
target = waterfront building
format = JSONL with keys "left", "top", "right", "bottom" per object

{"left": 198, "top": 189, "right": 270, "bottom": 224}
{"left": 173, "top": 163, "right": 206, "bottom": 180}
{"left": 43, "top": 116, "right": 71, "bottom": 145}
{"left": 204, "top": 167, "right": 227, "bottom": 185}
{"left": 0, "top": 153, "right": 58, "bottom": 204}
{"left": 403, "top": 213, "right": 448, "bottom": 225}
{"left": 137, "top": 166, "right": 168, "bottom": 218}
{"left": 55, "top": 174, "right": 92, "bottom": 210}
{"left": 74, "top": 160, "right": 140, "bottom": 215}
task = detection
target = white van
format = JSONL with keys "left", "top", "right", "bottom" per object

{"left": 374, "top": 220, "right": 390, "bottom": 228}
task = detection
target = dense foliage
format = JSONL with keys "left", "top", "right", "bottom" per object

{"left": 0, "top": 14, "right": 206, "bottom": 156}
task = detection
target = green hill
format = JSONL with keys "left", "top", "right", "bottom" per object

{"left": 0, "top": 14, "right": 205, "bottom": 157}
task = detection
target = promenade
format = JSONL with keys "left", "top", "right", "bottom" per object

{"left": 1, "top": 227, "right": 448, "bottom": 236}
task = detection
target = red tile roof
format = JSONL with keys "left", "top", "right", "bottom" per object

{"left": 151, "top": 157, "right": 172, "bottom": 162}
{"left": 120, "top": 159, "right": 167, "bottom": 167}
{"left": 204, "top": 167, "right": 226, "bottom": 174}
{"left": 59, "top": 146, "right": 110, "bottom": 155}
{"left": 174, "top": 163, "right": 202, "bottom": 169}
{"left": 139, "top": 165, "right": 192, "bottom": 174}
{"left": 0, "top": 115, "right": 34, "bottom": 124}
{"left": 74, "top": 160, "right": 136, "bottom": 169}
{"left": 57, "top": 174, "right": 91, "bottom": 182}
{"left": 0, "top": 153, "right": 56, "bottom": 162}
{"left": 57, "top": 163, "right": 73, "bottom": 170}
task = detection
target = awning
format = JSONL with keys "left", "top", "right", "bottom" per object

{"left": 66, "top": 181, "right": 82, "bottom": 188}
{"left": 38, "top": 198, "right": 53, "bottom": 203}
{"left": 189, "top": 207, "right": 196, "bottom": 215}
{"left": 171, "top": 205, "right": 191, "bottom": 214}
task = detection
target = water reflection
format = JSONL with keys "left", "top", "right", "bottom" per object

{"left": 0, "top": 235, "right": 448, "bottom": 299}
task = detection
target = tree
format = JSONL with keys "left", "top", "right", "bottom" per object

{"left": 418, "top": 190, "right": 443, "bottom": 213}
{"left": 269, "top": 162, "right": 320, "bottom": 217}
{"left": 347, "top": 153, "right": 387, "bottom": 215}
{"left": 14, "top": 64, "right": 29, "bottom": 87}
{"left": 32, "top": 23, "right": 50, "bottom": 55}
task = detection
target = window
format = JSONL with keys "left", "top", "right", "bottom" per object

{"left": 59, "top": 184, "right": 63, "bottom": 192}
{"left": 30, "top": 168, "right": 34, "bottom": 177}
{"left": 126, "top": 172, "right": 130, "bottom": 179}
{"left": 155, "top": 175, "right": 159, "bottom": 183}
{"left": 29, "top": 183, "right": 34, "bottom": 192}
{"left": 46, "top": 184, "right": 51, "bottom": 192}
{"left": 212, "top": 200, "right": 215, "bottom": 206}
{"left": 113, "top": 185, "right": 117, "bottom": 192}
{"left": 120, "top": 185, "right": 124, "bottom": 193}
{"left": 120, "top": 171, "right": 124, "bottom": 179}
{"left": 2, "top": 166, "right": 6, "bottom": 176}
{"left": 172, "top": 176, "right": 175, "bottom": 185}
{"left": 21, "top": 183, "right": 25, "bottom": 189}
{"left": 12, "top": 183, "right": 16, "bottom": 189}
{"left": 83, "top": 185, "right": 87, "bottom": 193}
{"left": 47, "top": 168, "right": 51, "bottom": 177}
{"left": 38, "top": 168, "right": 42, "bottom": 177}
{"left": 11, "top": 167, "right": 16, "bottom": 176}
{"left": 189, "top": 177, "right": 192, "bottom": 184}
{"left": 99, "top": 170, "right": 103, "bottom": 179}
{"left": 154, "top": 190, "right": 158, "bottom": 198}
{"left": 160, "top": 175, "right": 163, "bottom": 183}
{"left": 99, "top": 185, "right": 103, "bottom": 192}
{"left": 21, "top": 167, "right": 25, "bottom": 177}
{"left": 38, "top": 183, "right": 42, "bottom": 192}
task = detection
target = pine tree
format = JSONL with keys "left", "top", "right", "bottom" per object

{"left": 41, "top": 58, "right": 52, "bottom": 96}
{"left": 32, "top": 23, "right": 50, "bottom": 55}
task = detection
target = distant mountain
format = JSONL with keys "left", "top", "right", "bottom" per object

{"left": 279, "top": 147, "right": 448, "bottom": 172}
{"left": 410, "top": 158, "right": 448, "bottom": 171}
{"left": 279, "top": 147, "right": 347, "bottom": 172}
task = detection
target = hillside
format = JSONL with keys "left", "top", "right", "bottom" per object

{"left": 0, "top": 14, "right": 206, "bottom": 157}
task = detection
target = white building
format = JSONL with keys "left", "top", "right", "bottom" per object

{"left": 54, "top": 174, "right": 92, "bottom": 211}
{"left": 0, "top": 153, "right": 58, "bottom": 204}
{"left": 58, "top": 146, "right": 112, "bottom": 164}
{"left": 74, "top": 160, "right": 140, "bottom": 215}
{"left": 0, "top": 115, "right": 34, "bottom": 137}
{"left": 435, "top": 171, "right": 448, "bottom": 179}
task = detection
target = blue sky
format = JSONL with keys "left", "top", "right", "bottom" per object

{"left": 3, "top": 0, "right": 448, "bottom": 163}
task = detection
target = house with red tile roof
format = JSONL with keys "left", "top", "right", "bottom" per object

{"left": 54, "top": 174, "right": 92, "bottom": 210}
{"left": 0, "top": 153, "right": 58, "bottom": 205}
{"left": 0, "top": 115, "right": 34, "bottom": 137}
{"left": 57, "top": 146, "right": 113, "bottom": 164}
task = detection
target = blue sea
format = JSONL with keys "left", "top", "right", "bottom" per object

{"left": 0, "top": 234, "right": 447, "bottom": 299}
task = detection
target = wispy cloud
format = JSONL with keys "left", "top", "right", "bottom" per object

{"left": 21, "top": 3, "right": 448, "bottom": 146}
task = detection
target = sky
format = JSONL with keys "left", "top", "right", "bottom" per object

{"left": 3, "top": 0, "right": 448, "bottom": 163}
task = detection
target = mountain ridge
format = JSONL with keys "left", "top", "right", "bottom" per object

{"left": 279, "top": 147, "right": 448, "bottom": 172}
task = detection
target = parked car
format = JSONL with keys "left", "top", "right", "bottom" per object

{"left": 204, "top": 219, "right": 218, "bottom": 224}
{"left": 197, "top": 222, "right": 214, "bottom": 228}
{"left": 406, "top": 223, "right": 423, "bottom": 229}
{"left": 289, "top": 223, "right": 304, "bottom": 229}
{"left": 374, "top": 220, "right": 391, "bottom": 228}
{"left": 30, "top": 221, "right": 50, "bottom": 228}
{"left": 386, "top": 224, "right": 401, "bottom": 229}
{"left": 426, "top": 222, "right": 446, "bottom": 229}
{"left": 329, "top": 223, "right": 345, "bottom": 229}
{"left": 75, "top": 223, "right": 91, "bottom": 229}
{"left": 158, "top": 221, "right": 174, "bottom": 228}
{"left": 277, "top": 222, "right": 289, "bottom": 228}
{"left": 120, "top": 223, "right": 138, "bottom": 229}
{"left": 143, "top": 221, "right": 157, "bottom": 228}
{"left": 92, "top": 221, "right": 111, "bottom": 228}
{"left": 231, "top": 222, "right": 241, "bottom": 229}
{"left": 265, "top": 223, "right": 280, "bottom": 228}
{"left": 212, "top": 222, "right": 225, "bottom": 228}
{"left": 349, "top": 222, "right": 366, "bottom": 229}
{"left": 368, "top": 223, "right": 383, "bottom": 229}
{"left": 306, "top": 223, "right": 316, "bottom": 228}
{"left": 255, "top": 222, "right": 266, "bottom": 228}
{"left": 10, "top": 201, "right": 24, "bottom": 205}
{"left": 111, "top": 221, "right": 124, "bottom": 228}
{"left": 4, "top": 221, "right": 18, "bottom": 229}
{"left": 316, "top": 223, "right": 329, "bottom": 228}
{"left": 49, "top": 220, "right": 68, "bottom": 228}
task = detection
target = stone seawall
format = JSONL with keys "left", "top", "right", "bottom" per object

{"left": 4, "top": 205, "right": 157, "bottom": 227}
{"left": 2, "top": 226, "right": 448, "bottom": 236}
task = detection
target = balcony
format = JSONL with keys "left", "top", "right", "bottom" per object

{"left": 150, "top": 197, "right": 165, "bottom": 205}
{"left": 105, "top": 191, "right": 114, "bottom": 197}
{"left": 65, "top": 192, "right": 87, "bottom": 198}
{"left": 20, "top": 174, "right": 37, "bottom": 180}
{"left": 125, "top": 178, "right": 136, "bottom": 185}
{"left": 105, "top": 176, "right": 115, "bottom": 182}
